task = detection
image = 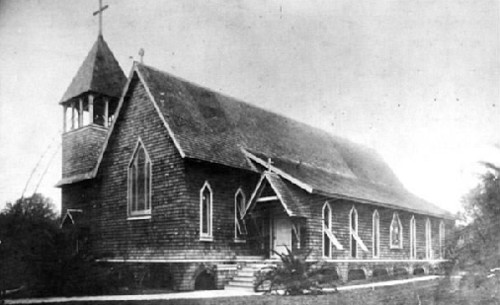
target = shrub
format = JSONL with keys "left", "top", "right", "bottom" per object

{"left": 0, "top": 194, "right": 123, "bottom": 297}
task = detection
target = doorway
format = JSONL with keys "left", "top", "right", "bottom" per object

{"left": 272, "top": 216, "right": 292, "bottom": 257}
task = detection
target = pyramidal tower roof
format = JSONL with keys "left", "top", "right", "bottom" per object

{"left": 60, "top": 35, "right": 127, "bottom": 103}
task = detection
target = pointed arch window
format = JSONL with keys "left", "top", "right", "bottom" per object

{"left": 439, "top": 221, "right": 445, "bottom": 259}
{"left": 323, "top": 203, "right": 332, "bottom": 258}
{"left": 128, "top": 140, "right": 152, "bottom": 217}
{"left": 348, "top": 206, "right": 368, "bottom": 257}
{"left": 200, "top": 182, "right": 213, "bottom": 241}
{"left": 372, "top": 210, "right": 380, "bottom": 258}
{"left": 390, "top": 212, "right": 403, "bottom": 249}
{"left": 410, "top": 216, "right": 417, "bottom": 259}
{"left": 350, "top": 206, "right": 358, "bottom": 258}
{"left": 426, "top": 218, "right": 432, "bottom": 259}
{"left": 322, "top": 202, "right": 343, "bottom": 257}
{"left": 234, "top": 189, "right": 247, "bottom": 241}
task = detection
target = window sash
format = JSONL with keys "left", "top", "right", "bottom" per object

{"left": 235, "top": 193, "right": 247, "bottom": 238}
{"left": 426, "top": 219, "right": 432, "bottom": 259}
{"left": 350, "top": 207, "right": 359, "bottom": 257}
{"left": 200, "top": 184, "right": 213, "bottom": 239}
{"left": 202, "top": 193, "right": 210, "bottom": 234}
{"left": 128, "top": 143, "right": 151, "bottom": 216}
{"left": 410, "top": 217, "right": 417, "bottom": 259}
{"left": 439, "top": 222, "right": 445, "bottom": 258}
{"left": 323, "top": 203, "right": 333, "bottom": 257}
{"left": 390, "top": 213, "right": 403, "bottom": 249}
{"left": 373, "top": 211, "right": 380, "bottom": 258}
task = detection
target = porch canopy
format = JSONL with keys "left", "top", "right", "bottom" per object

{"left": 245, "top": 171, "right": 311, "bottom": 219}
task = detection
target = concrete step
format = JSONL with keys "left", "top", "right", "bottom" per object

{"left": 231, "top": 276, "right": 254, "bottom": 283}
{"left": 226, "top": 280, "right": 254, "bottom": 288}
{"left": 223, "top": 258, "right": 275, "bottom": 291}
{"left": 224, "top": 285, "right": 254, "bottom": 292}
{"left": 236, "top": 255, "right": 266, "bottom": 261}
{"left": 237, "top": 270, "right": 257, "bottom": 277}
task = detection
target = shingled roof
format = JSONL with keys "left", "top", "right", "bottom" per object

{"left": 60, "top": 35, "right": 127, "bottom": 104}
{"left": 94, "top": 63, "right": 453, "bottom": 219}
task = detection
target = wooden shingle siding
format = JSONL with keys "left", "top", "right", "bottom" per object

{"left": 183, "top": 161, "right": 259, "bottom": 256}
{"left": 92, "top": 76, "right": 188, "bottom": 258}
{"left": 73, "top": 76, "right": 262, "bottom": 261}
{"left": 62, "top": 125, "right": 107, "bottom": 177}
{"left": 306, "top": 199, "right": 451, "bottom": 261}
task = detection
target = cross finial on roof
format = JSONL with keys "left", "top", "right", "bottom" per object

{"left": 139, "top": 48, "right": 145, "bottom": 64}
{"left": 266, "top": 157, "right": 273, "bottom": 169}
{"left": 93, "top": 0, "right": 109, "bottom": 37}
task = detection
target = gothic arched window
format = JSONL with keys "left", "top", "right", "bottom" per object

{"left": 410, "top": 216, "right": 417, "bottom": 259}
{"left": 234, "top": 189, "right": 246, "bottom": 241}
{"left": 426, "top": 218, "right": 432, "bottom": 259}
{"left": 200, "top": 182, "right": 213, "bottom": 240}
{"left": 439, "top": 221, "right": 445, "bottom": 259}
{"left": 390, "top": 212, "right": 403, "bottom": 249}
{"left": 128, "top": 140, "right": 152, "bottom": 217}
{"left": 350, "top": 206, "right": 359, "bottom": 258}
{"left": 372, "top": 210, "right": 380, "bottom": 258}
{"left": 323, "top": 202, "right": 332, "bottom": 258}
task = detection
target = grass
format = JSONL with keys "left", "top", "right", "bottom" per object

{"left": 18, "top": 278, "right": 443, "bottom": 305}
{"left": 7, "top": 276, "right": 500, "bottom": 305}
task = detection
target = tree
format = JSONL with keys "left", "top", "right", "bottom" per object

{"left": 0, "top": 194, "right": 122, "bottom": 297}
{"left": 459, "top": 162, "right": 500, "bottom": 271}
{"left": 0, "top": 193, "right": 60, "bottom": 296}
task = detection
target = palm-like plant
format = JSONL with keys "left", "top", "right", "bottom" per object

{"left": 255, "top": 247, "right": 337, "bottom": 295}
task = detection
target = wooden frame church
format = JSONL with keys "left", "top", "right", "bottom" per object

{"left": 58, "top": 12, "right": 454, "bottom": 291}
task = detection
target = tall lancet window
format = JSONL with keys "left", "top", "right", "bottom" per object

{"left": 372, "top": 210, "right": 380, "bottom": 258}
{"left": 390, "top": 212, "right": 403, "bottom": 249}
{"left": 439, "top": 221, "right": 445, "bottom": 259}
{"left": 350, "top": 206, "right": 358, "bottom": 258}
{"left": 410, "top": 216, "right": 417, "bottom": 259}
{"left": 200, "top": 182, "right": 213, "bottom": 240}
{"left": 323, "top": 202, "right": 332, "bottom": 258}
{"left": 128, "top": 139, "right": 152, "bottom": 217}
{"left": 234, "top": 189, "right": 247, "bottom": 241}
{"left": 426, "top": 218, "right": 432, "bottom": 259}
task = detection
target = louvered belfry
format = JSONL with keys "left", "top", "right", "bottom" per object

{"left": 60, "top": 35, "right": 126, "bottom": 182}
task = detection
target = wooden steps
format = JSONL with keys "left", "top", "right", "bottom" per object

{"left": 224, "top": 256, "right": 275, "bottom": 291}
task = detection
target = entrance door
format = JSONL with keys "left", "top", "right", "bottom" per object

{"left": 272, "top": 216, "right": 292, "bottom": 257}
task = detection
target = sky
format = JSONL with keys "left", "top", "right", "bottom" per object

{"left": 0, "top": 0, "right": 499, "bottom": 213}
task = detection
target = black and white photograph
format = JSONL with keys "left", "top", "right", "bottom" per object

{"left": 0, "top": 0, "right": 499, "bottom": 304}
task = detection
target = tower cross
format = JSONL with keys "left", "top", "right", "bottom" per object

{"left": 93, "top": 0, "right": 109, "bottom": 36}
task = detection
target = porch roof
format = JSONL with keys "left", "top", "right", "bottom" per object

{"left": 246, "top": 171, "right": 312, "bottom": 218}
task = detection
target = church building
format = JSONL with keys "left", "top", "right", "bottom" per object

{"left": 58, "top": 32, "right": 454, "bottom": 291}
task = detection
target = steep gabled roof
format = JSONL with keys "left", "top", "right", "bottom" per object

{"left": 60, "top": 35, "right": 127, "bottom": 103}
{"left": 92, "top": 63, "right": 453, "bottom": 219}
{"left": 135, "top": 63, "right": 405, "bottom": 187}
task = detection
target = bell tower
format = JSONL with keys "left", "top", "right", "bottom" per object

{"left": 59, "top": 34, "right": 126, "bottom": 182}
{"left": 59, "top": 1, "right": 126, "bottom": 184}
